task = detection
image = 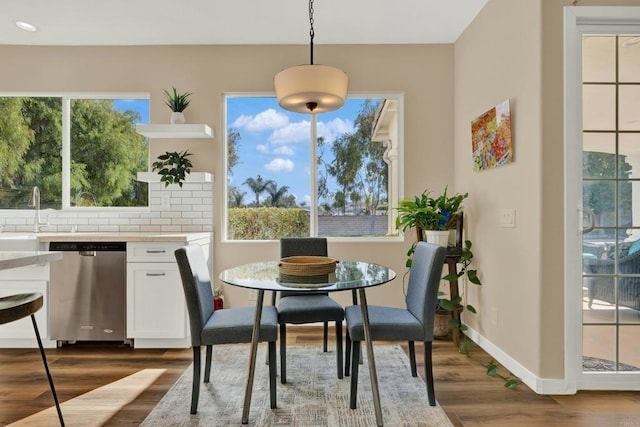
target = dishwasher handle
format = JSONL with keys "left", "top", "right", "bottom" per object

{"left": 79, "top": 250, "right": 97, "bottom": 257}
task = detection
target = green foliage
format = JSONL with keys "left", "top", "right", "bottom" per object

{"left": 396, "top": 191, "right": 441, "bottom": 232}
{"left": 0, "top": 97, "right": 148, "bottom": 208}
{"left": 71, "top": 99, "right": 148, "bottom": 206}
{"left": 162, "top": 86, "right": 192, "bottom": 112}
{"left": 243, "top": 175, "right": 275, "bottom": 206}
{"left": 486, "top": 359, "right": 520, "bottom": 389}
{"left": 152, "top": 150, "right": 193, "bottom": 187}
{"left": 396, "top": 187, "right": 468, "bottom": 233}
{"left": 0, "top": 98, "right": 33, "bottom": 187}
{"left": 228, "top": 207, "right": 309, "bottom": 240}
{"left": 227, "top": 128, "right": 241, "bottom": 175}
{"left": 317, "top": 99, "right": 387, "bottom": 215}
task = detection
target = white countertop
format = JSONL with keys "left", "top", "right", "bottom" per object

{"left": 0, "top": 251, "right": 63, "bottom": 271}
{"left": 0, "top": 232, "right": 211, "bottom": 243}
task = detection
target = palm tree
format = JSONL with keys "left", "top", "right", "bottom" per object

{"left": 265, "top": 182, "right": 290, "bottom": 207}
{"left": 228, "top": 186, "right": 246, "bottom": 208}
{"left": 243, "top": 174, "right": 274, "bottom": 206}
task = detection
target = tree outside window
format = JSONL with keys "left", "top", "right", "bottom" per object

{"left": 0, "top": 96, "right": 149, "bottom": 209}
{"left": 225, "top": 95, "right": 399, "bottom": 240}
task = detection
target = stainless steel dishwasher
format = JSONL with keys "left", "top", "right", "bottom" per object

{"left": 48, "top": 241, "right": 127, "bottom": 345}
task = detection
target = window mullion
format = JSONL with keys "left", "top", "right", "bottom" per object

{"left": 61, "top": 97, "right": 71, "bottom": 209}
{"left": 310, "top": 114, "right": 318, "bottom": 237}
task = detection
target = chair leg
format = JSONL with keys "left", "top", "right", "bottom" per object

{"left": 31, "top": 314, "right": 64, "bottom": 427}
{"left": 191, "top": 346, "right": 201, "bottom": 414}
{"left": 204, "top": 345, "right": 213, "bottom": 383}
{"left": 424, "top": 341, "right": 436, "bottom": 406}
{"left": 268, "top": 341, "right": 277, "bottom": 409}
{"left": 345, "top": 330, "right": 351, "bottom": 377}
{"left": 350, "top": 340, "right": 360, "bottom": 409}
{"left": 336, "top": 321, "right": 343, "bottom": 379}
{"left": 323, "top": 321, "right": 329, "bottom": 352}
{"left": 280, "top": 323, "right": 287, "bottom": 384}
{"left": 408, "top": 341, "right": 417, "bottom": 377}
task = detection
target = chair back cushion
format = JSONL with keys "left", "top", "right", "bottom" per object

{"left": 405, "top": 242, "right": 446, "bottom": 340}
{"left": 280, "top": 237, "right": 328, "bottom": 298}
{"left": 280, "top": 237, "right": 328, "bottom": 257}
{"left": 175, "top": 245, "right": 214, "bottom": 346}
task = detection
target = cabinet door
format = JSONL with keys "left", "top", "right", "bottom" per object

{"left": 0, "top": 281, "right": 48, "bottom": 340}
{"left": 126, "top": 263, "right": 186, "bottom": 339}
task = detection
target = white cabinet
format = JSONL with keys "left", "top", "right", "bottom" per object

{"left": 126, "top": 238, "right": 211, "bottom": 348}
{"left": 0, "top": 265, "right": 55, "bottom": 348}
{"left": 126, "top": 241, "right": 188, "bottom": 348}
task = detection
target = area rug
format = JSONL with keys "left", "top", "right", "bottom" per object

{"left": 142, "top": 344, "right": 453, "bottom": 426}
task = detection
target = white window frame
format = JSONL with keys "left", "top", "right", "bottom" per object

{"left": 0, "top": 92, "right": 150, "bottom": 211}
{"left": 222, "top": 92, "right": 404, "bottom": 242}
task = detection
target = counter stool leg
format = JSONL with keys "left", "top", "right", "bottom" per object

{"left": 31, "top": 314, "right": 65, "bottom": 427}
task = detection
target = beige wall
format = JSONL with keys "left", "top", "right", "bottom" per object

{"left": 0, "top": 43, "right": 455, "bottom": 310}
{"left": 455, "top": 0, "right": 640, "bottom": 381}
{"left": 454, "top": 0, "right": 545, "bottom": 375}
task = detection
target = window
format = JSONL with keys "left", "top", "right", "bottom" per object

{"left": 224, "top": 94, "right": 401, "bottom": 240}
{"left": 0, "top": 95, "right": 149, "bottom": 209}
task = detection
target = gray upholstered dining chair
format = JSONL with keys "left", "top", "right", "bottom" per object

{"left": 175, "top": 245, "right": 278, "bottom": 414}
{"left": 275, "top": 237, "right": 344, "bottom": 383}
{"left": 344, "top": 241, "right": 446, "bottom": 408}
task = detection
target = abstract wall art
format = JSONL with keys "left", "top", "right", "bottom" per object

{"left": 471, "top": 99, "right": 513, "bottom": 172}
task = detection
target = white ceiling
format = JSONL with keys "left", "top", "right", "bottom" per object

{"left": 1, "top": 0, "right": 487, "bottom": 46}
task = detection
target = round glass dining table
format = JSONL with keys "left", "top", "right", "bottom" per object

{"left": 220, "top": 260, "right": 396, "bottom": 426}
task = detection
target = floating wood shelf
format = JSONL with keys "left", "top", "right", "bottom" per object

{"left": 136, "top": 172, "right": 213, "bottom": 183}
{"left": 135, "top": 124, "right": 213, "bottom": 139}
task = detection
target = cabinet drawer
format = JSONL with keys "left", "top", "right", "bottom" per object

{"left": 127, "top": 242, "right": 183, "bottom": 263}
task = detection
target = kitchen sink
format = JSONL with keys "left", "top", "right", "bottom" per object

{"left": 0, "top": 234, "right": 47, "bottom": 251}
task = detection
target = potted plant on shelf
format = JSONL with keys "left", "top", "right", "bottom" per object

{"left": 396, "top": 187, "right": 468, "bottom": 262}
{"left": 162, "top": 86, "right": 193, "bottom": 124}
{"left": 151, "top": 150, "right": 193, "bottom": 187}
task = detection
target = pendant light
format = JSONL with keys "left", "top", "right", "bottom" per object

{"left": 274, "top": 0, "right": 348, "bottom": 114}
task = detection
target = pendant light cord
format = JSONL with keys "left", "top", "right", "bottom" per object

{"left": 309, "top": 0, "right": 315, "bottom": 65}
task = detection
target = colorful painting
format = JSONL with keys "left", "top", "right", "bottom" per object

{"left": 471, "top": 99, "right": 513, "bottom": 172}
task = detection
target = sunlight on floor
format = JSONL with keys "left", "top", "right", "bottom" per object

{"left": 7, "top": 368, "right": 166, "bottom": 427}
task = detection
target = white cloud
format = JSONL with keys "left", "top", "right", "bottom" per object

{"left": 273, "top": 145, "right": 294, "bottom": 156}
{"left": 234, "top": 108, "right": 289, "bottom": 132}
{"left": 265, "top": 158, "right": 295, "bottom": 172}
{"left": 269, "top": 120, "right": 311, "bottom": 144}
{"left": 232, "top": 114, "right": 252, "bottom": 128}
{"left": 256, "top": 144, "right": 269, "bottom": 153}
{"left": 317, "top": 117, "right": 355, "bottom": 142}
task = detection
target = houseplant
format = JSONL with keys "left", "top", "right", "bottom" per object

{"left": 151, "top": 150, "right": 193, "bottom": 187}
{"left": 396, "top": 187, "right": 468, "bottom": 264}
{"left": 162, "top": 86, "right": 193, "bottom": 124}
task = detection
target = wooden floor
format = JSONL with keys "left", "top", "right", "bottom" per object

{"left": 1, "top": 326, "right": 639, "bottom": 426}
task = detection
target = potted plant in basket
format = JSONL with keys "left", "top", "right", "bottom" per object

{"left": 152, "top": 150, "right": 193, "bottom": 187}
{"left": 163, "top": 86, "right": 193, "bottom": 124}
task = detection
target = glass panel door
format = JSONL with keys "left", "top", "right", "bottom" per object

{"left": 581, "top": 35, "right": 640, "bottom": 374}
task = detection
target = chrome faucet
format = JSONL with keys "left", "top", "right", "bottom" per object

{"left": 28, "top": 186, "right": 49, "bottom": 232}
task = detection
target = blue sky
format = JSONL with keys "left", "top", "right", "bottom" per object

{"left": 113, "top": 99, "right": 149, "bottom": 124}
{"left": 227, "top": 97, "right": 367, "bottom": 206}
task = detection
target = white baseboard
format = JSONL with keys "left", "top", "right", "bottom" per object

{"left": 464, "top": 326, "right": 575, "bottom": 395}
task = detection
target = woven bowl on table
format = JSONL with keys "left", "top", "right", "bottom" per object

{"left": 278, "top": 255, "right": 338, "bottom": 276}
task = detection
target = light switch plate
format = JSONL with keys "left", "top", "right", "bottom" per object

{"left": 500, "top": 209, "right": 516, "bottom": 228}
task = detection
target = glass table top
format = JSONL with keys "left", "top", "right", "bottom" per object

{"left": 219, "top": 260, "right": 396, "bottom": 292}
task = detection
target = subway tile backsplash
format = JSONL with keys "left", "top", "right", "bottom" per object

{"left": 0, "top": 182, "right": 214, "bottom": 233}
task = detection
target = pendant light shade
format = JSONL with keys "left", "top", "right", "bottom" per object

{"left": 274, "top": 64, "right": 348, "bottom": 114}
{"left": 274, "top": 0, "right": 348, "bottom": 114}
